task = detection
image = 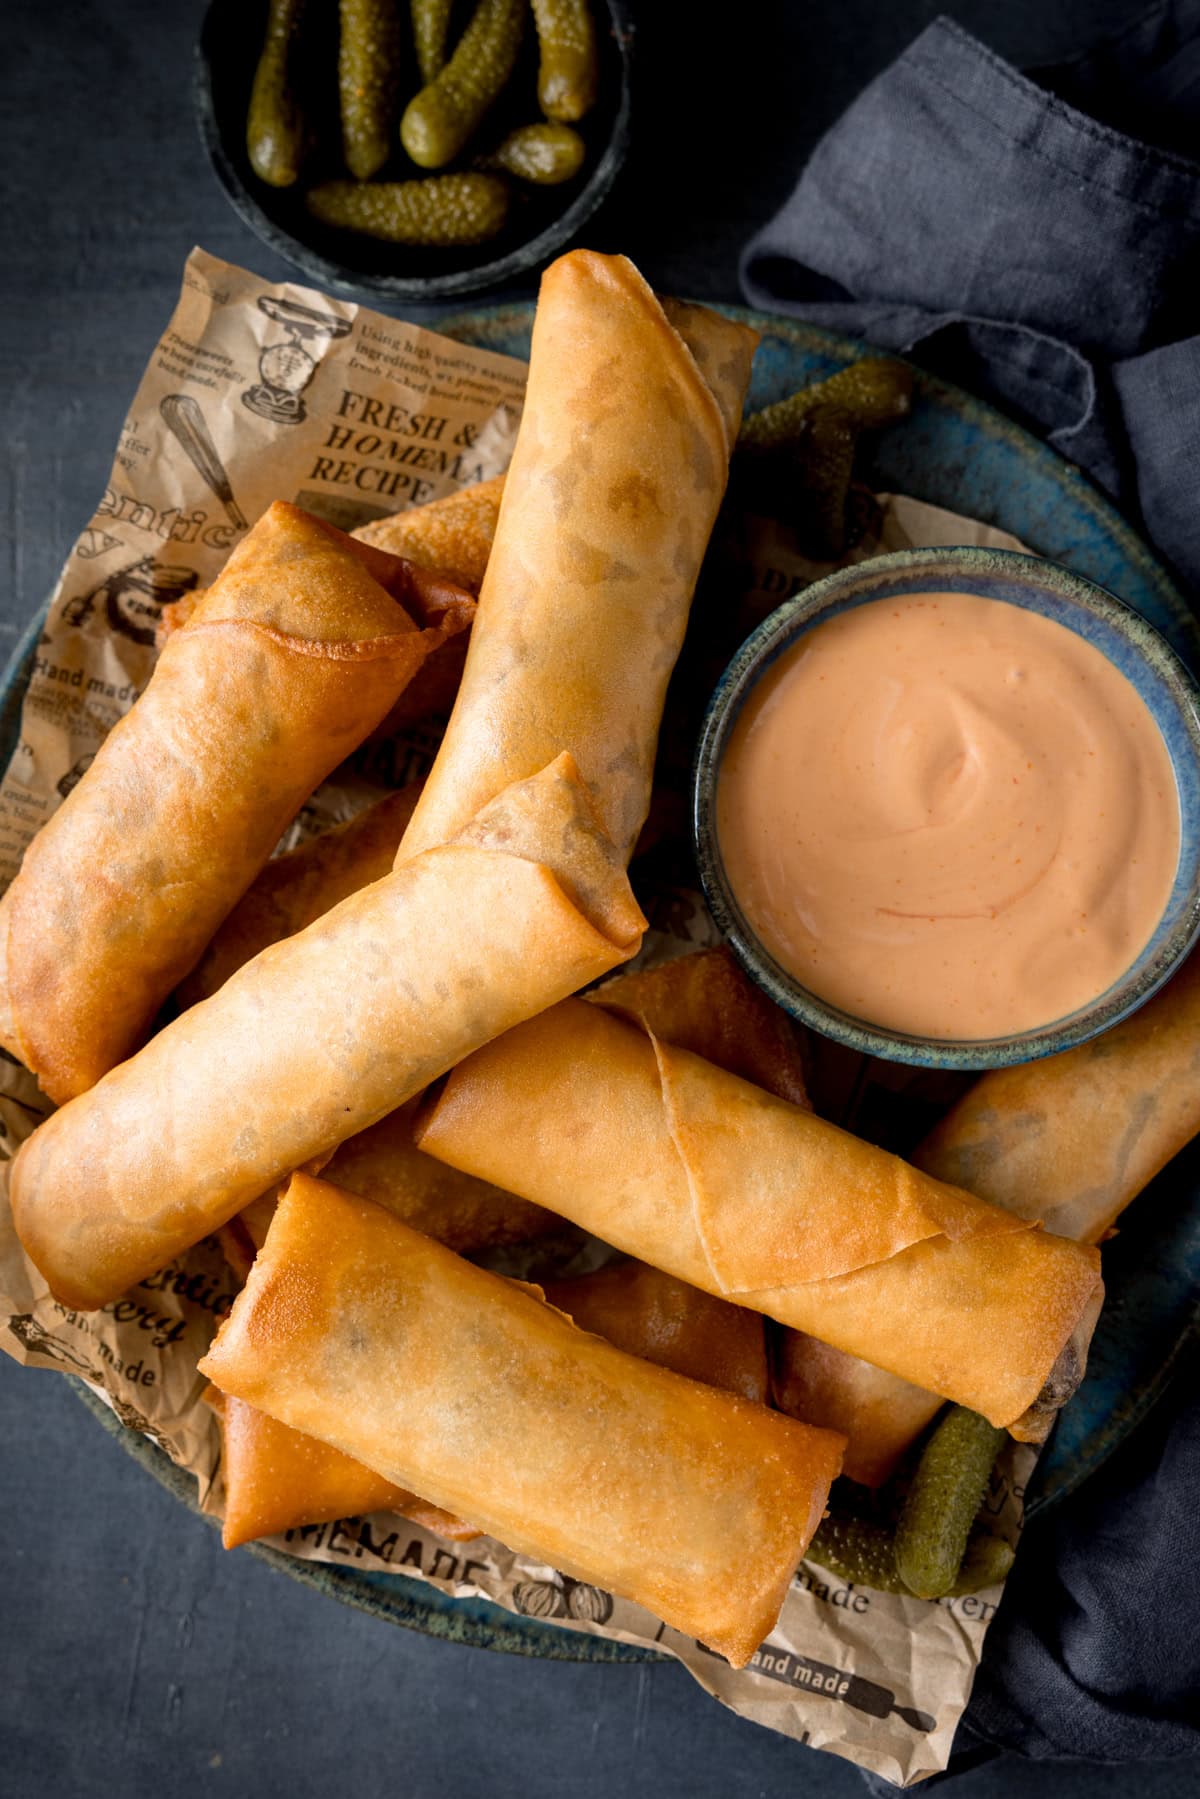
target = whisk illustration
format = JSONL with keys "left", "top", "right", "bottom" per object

{"left": 160, "top": 393, "right": 249, "bottom": 532}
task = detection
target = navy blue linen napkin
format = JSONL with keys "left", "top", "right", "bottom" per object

{"left": 740, "top": 5, "right": 1200, "bottom": 595}
{"left": 739, "top": 7, "right": 1200, "bottom": 1782}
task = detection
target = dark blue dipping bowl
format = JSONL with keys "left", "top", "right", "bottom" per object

{"left": 693, "top": 546, "right": 1200, "bottom": 1071}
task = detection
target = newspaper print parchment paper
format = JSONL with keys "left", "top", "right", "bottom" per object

{"left": 0, "top": 249, "right": 1040, "bottom": 1787}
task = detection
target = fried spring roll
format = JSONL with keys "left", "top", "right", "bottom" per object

{"left": 0, "top": 504, "right": 471, "bottom": 1104}
{"left": 232, "top": 948, "right": 803, "bottom": 1309}
{"left": 776, "top": 947, "right": 1200, "bottom": 1477}
{"left": 352, "top": 474, "right": 505, "bottom": 595}
{"left": 771, "top": 1337, "right": 946, "bottom": 1487}
{"left": 417, "top": 1000, "right": 1104, "bottom": 1432}
{"left": 399, "top": 252, "right": 758, "bottom": 865}
{"left": 320, "top": 1098, "right": 558, "bottom": 1248}
{"left": 12, "top": 755, "right": 643, "bottom": 1311}
{"left": 214, "top": 949, "right": 793, "bottom": 1545}
{"left": 545, "top": 1261, "right": 769, "bottom": 1404}
{"left": 213, "top": 1262, "right": 765, "bottom": 1548}
{"left": 200, "top": 1174, "right": 845, "bottom": 1665}
{"left": 206, "top": 1389, "right": 479, "bottom": 1550}
{"left": 156, "top": 477, "right": 501, "bottom": 645}
{"left": 178, "top": 784, "right": 424, "bottom": 1008}
{"left": 592, "top": 946, "right": 809, "bottom": 1109}
{"left": 916, "top": 947, "right": 1200, "bottom": 1245}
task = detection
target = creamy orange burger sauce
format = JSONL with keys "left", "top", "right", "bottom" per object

{"left": 716, "top": 592, "right": 1181, "bottom": 1040}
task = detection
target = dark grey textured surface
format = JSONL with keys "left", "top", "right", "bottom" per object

{"left": 3, "top": 3, "right": 1197, "bottom": 1794}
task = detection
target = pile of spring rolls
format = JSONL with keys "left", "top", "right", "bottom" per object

{"left": 4, "top": 249, "right": 1193, "bottom": 1668}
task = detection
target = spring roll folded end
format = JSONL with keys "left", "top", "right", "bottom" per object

{"left": 454, "top": 749, "right": 647, "bottom": 951}
{"left": 1007, "top": 1272, "right": 1106, "bottom": 1441}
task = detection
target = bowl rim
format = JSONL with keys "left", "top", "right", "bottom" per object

{"left": 693, "top": 544, "right": 1200, "bottom": 1071}
{"left": 192, "top": 0, "right": 635, "bottom": 302}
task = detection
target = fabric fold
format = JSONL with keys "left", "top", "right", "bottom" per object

{"left": 739, "top": 12, "right": 1200, "bottom": 589}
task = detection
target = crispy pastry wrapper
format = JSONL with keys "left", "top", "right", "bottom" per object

{"left": 205, "top": 1388, "right": 478, "bottom": 1550}
{"left": 354, "top": 474, "right": 504, "bottom": 595}
{"left": 916, "top": 946, "right": 1200, "bottom": 1246}
{"left": 398, "top": 252, "right": 758, "bottom": 865}
{"left": 0, "top": 503, "right": 471, "bottom": 1104}
{"left": 12, "top": 754, "right": 644, "bottom": 1310}
{"left": 0, "top": 248, "right": 1121, "bottom": 1782}
{"left": 211, "top": 1255, "right": 768, "bottom": 1549}
{"left": 178, "top": 783, "right": 425, "bottom": 1008}
{"left": 545, "top": 1261, "right": 769, "bottom": 1405}
{"left": 200, "top": 1174, "right": 846, "bottom": 1666}
{"left": 772, "top": 1336, "right": 947, "bottom": 1488}
{"left": 778, "top": 944, "right": 1200, "bottom": 1477}
{"left": 212, "top": 948, "right": 782, "bottom": 1542}
{"left": 417, "top": 1000, "right": 1104, "bottom": 1431}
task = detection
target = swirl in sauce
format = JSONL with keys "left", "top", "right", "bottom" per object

{"left": 716, "top": 593, "right": 1181, "bottom": 1039}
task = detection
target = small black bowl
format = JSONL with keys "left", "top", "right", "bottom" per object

{"left": 195, "top": 0, "right": 633, "bottom": 302}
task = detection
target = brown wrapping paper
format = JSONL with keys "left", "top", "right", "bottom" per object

{"left": 0, "top": 249, "right": 1081, "bottom": 1784}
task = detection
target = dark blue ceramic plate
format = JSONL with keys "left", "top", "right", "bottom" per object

{"left": 693, "top": 546, "right": 1200, "bottom": 1071}
{"left": 4, "top": 306, "right": 1196, "bottom": 1659}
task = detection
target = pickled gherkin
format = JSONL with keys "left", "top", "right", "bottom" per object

{"left": 738, "top": 358, "right": 914, "bottom": 452}
{"left": 954, "top": 1533, "right": 1015, "bottom": 1593}
{"left": 736, "top": 357, "right": 913, "bottom": 555}
{"left": 412, "top": 0, "right": 454, "bottom": 84}
{"left": 306, "top": 173, "right": 510, "bottom": 245}
{"left": 807, "top": 1514, "right": 909, "bottom": 1594}
{"left": 339, "top": 0, "right": 405, "bottom": 180}
{"left": 489, "top": 121, "right": 585, "bottom": 184}
{"left": 532, "top": 0, "right": 598, "bottom": 122}
{"left": 247, "top": 0, "right": 311, "bottom": 188}
{"left": 400, "top": 0, "right": 526, "bottom": 171}
{"left": 894, "top": 1407, "right": 1006, "bottom": 1600}
{"left": 807, "top": 1506, "right": 1014, "bottom": 1597}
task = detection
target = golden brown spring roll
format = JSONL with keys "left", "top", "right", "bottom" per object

{"left": 352, "top": 474, "right": 504, "bottom": 595}
{"left": 213, "top": 1261, "right": 768, "bottom": 1550}
{"left": 157, "top": 477, "right": 500, "bottom": 645}
{"left": 771, "top": 1336, "right": 946, "bottom": 1487}
{"left": 777, "top": 946, "right": 1200, "bottom": 1478}
{"left": 916, "top": 946, "right": 1200, "bottom": 1244}
{"left": 237, "top": 948, "right": 807, "bottom": 1273}
{"left": 178, "top": 784, "right": 424, "bottom": 1008}
{"left": 184, "top": 780, "right": 555, "bottom": 1255}
{"left": 200, "top": 1174, "right": 845, "bottom": 1666}
{"left": 592, "top": 946, "right": 809, "bottom": 1110}
{"left": 417, "top": 1000, "right": 1104, "bottom": 1432}
{"left": 207, "top": 1388, "right": 478, "bottom": 1550}
{"left": 399, "top": 252, "right": 758, "bottom": 865}
{"left": 0, "top": 504, "right": 471, "bottom": 1105}
{"left": 12, "top": 754, "right": 643, "bottom": 1311}
{"left": 215, "top": 1237, "right": 765, "bottom": 1548}
{"left": 546, "top": 1261, "right": 769, "bottom": 1404}
{"left": 319, "top": 1098, "right": 558, "bottom": 1248}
